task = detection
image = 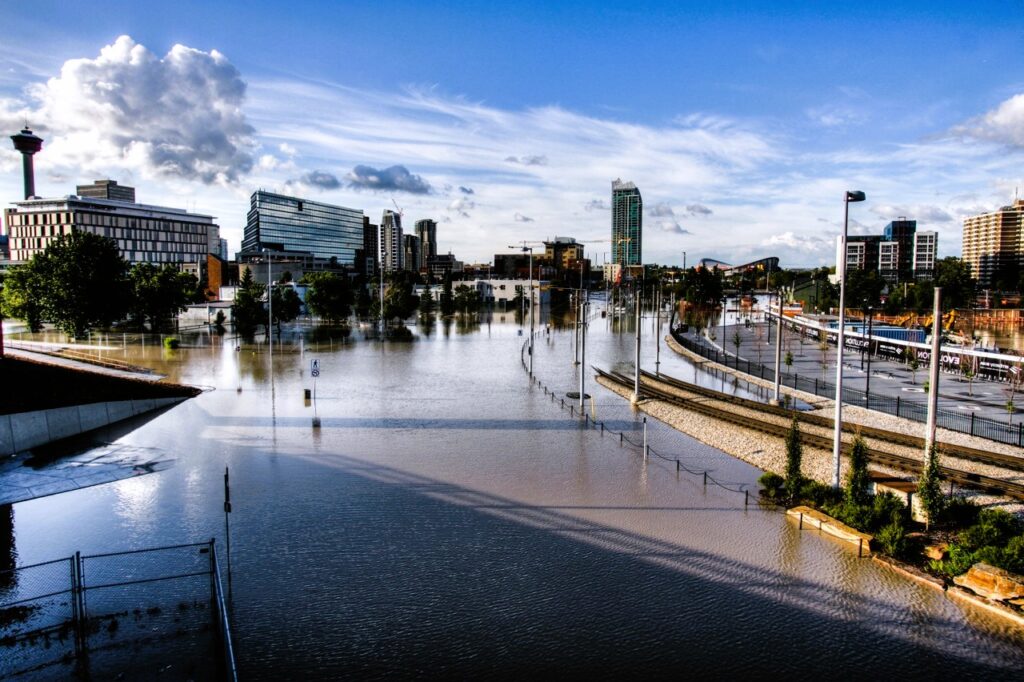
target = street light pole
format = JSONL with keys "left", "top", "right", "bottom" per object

{"left": 264, "top": 249, "right": 272, "bottom": 356}
{"left": 832, "top": 190, "right": 867, "bottom": 488}
{"left": 579, "top": 300, "right": 588, "bottom": 412}
{"left": 773, "top": 287, "right": 783, "bottom": 404}
{"left": 633, "top": 285, "right": 642, "bottom": 404}
{"left": 865, "top": 306, "right": 874, "bottom": 406}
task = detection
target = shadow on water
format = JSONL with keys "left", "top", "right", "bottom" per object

{"left": 227, "top": 451, "right": 1023, "bottom": 679}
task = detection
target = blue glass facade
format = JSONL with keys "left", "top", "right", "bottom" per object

{"left": 241, "top": 190, "right": 363, "bottom": 264}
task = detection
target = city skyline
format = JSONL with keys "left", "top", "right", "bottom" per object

{"left": 1, "top": 2, "right": 1023, "bottom": 267}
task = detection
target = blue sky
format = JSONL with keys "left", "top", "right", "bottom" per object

{"left": 1, "top": 1, "right": 1022, "bottom": 267}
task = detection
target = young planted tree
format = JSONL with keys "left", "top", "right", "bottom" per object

{"left": 819, "top": 340, "right": 830, "bottom": 379}
{"left": 845, "top": 434, "right": 870, "bottom": 505}
{"left": 732, "top": 330, "right": 742, "bottom": 366}
{"left": 917, "top": 443, "right": 945, "bottom": 529}
{"left": 784, "top": 350, "right": 794, "bottom": 373}
{"left": 784, "top": 416, "right": 803, "bottom": 499}
{"left": 908, "top": 349, "right": 920, "bottom": 384}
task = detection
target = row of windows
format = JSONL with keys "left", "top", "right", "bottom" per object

{"left": 5, "top": 210, "right": 214, "bottom": 234}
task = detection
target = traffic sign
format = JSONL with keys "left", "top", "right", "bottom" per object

{"left": 311, "top": 369, "right": 320, "bottom": 378}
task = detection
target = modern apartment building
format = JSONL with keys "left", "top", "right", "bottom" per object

{"left": 912, "top": 231, "right": 938, "bottom": 279}
{"left": 240, "top": 190, "right": 363, "bottom": 264}
{"left": 3, "top": 181, "right": 219, "bottom": 265}
{"left": 962, "top": 200, "right": 1024, "bottom": 288}
{"left": 358, "top": 216, "right": 378, "bottom": 276}
{"left": 76, "top": 179, "right": 136, "bottom": 203}
{"left": 883, "top": 218, "right": 917, "bottom": 282}
{"left": 380, "top": 209, "right": 403, "bottom": 272}
{"left": 543, "top": 236, "right": 584, "bottom": 270}
{"left": 415, "top": 219, "right": 437, "bottom": 270}
{"left": 611, "top": 179, "right": 642, "bottom": 266}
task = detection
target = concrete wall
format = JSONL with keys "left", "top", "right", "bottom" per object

{"left": 0, "top": 397, "right": 186, "bottom": 455}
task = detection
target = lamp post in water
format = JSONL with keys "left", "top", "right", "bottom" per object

{"left": 832, "top": 190, "right": 867, "bottom": 488}
{"left": 509, "top": 244, "right": 535, "bottom": 377}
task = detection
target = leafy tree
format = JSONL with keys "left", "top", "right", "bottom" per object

{"left": 908, "top": 350, "right": 919, "bottom": 384}
{"left": 353, "top": 276, "right": 373, "bottom": 319}
{"left": 784, "top": 416, "right": 803, "bottom": 499}
{"left": 845, "top": 435, "right": 870, "bottom": 506}
{"left": 784, "top": 350, "right": 793, "bottom": 373}
{"left": 439, "top": 271, "right": 455, "bottom": 316}
{"left": 917, "top": 443, "right": 945, "bottom": 529}
{"left": 382, "top": 274, "right": 417, "bottom": 322}
{"left": 231, "top": 268, "right": 266, "bottom": 338}
{"left": 731, "top": 330, "right": 742, "bottom": 366}
{"left": 129, "top": 263, "right": 197, "bottom": 331}
{"left": 843, "top": 268, "right": 885, "bottom": 310}
{"left": 679, "top": 266, "right": 724, "bottom": 307}
{"left": 31, "top": 231, "right": 130, "bottom": 338}
{"left": 0, "top": 265, "right": 45, "bottom": 332}
{"left": 453, "top": 284, "right": 482, "bottom": 313}
{"left": 303, "top": 272, "right": 353, "bottom": 323}
{"left": 933, "top": 257, "right": 976, "bottom": 309}
{"left": 270, "top": 285, "right": 302, "bottom": 333}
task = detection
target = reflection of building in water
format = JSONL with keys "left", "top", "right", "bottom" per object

{"left": 0, "top": 504, "right": 14, "bottom": 589}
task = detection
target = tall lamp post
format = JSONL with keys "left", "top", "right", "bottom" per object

{"left": 865, "top": 305, "right": 874, "bottom": 406}
{"left": 263, "top": 248, "right": 273, "bottom": 356}
{"left": 509, "top": 244, "right": 535, "bottom": 376}
{"left": 832, "top": 190, "right": 867, "bottom": 488}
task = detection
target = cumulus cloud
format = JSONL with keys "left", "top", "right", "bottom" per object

{"left": 21, "top": 35, "right": 254, "bottom": 183}
{"left": 656, "top": 220, "right": 691, "bottom": 235}
{"left": 505, "top": 154, "right": 548, "bottom": 166}
{"left": 458, "top": 185, "right": 474, "bottom": 194}
{"left": 648, "top": 202, "right": 675, "bottom": 217}
{"left": 763, "top": 231, "right": 833, "bottom": 253}
{"left": 298, "top": 170, "right": 341, "bottom": 190}
{"left": 951, "top": 93, "right": 1024, "bottom": 148}
{"left": 585, "top": 199, "right": 609, "bottom": 212}
{"left": 686, "top": 203, "right": 713, "bottom": 216}
{"left": 514, "top": 212, "right": 534, "bottom": 222}
{"left": 448, "top": 196, "right": 475, "bottom": 218}
{"left": 346, "top": 164, "right": 432, "bottom": 194}
{"left": 279, "top": 142, "right": 297, "bottom": 156}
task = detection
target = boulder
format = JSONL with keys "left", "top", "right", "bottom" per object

{"left": 953, "top": 563, "right": 1024, "bottom": 601}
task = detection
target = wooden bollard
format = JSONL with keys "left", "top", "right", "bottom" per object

{"left": 703, "top": 472, "right": 707, "bottom": 486}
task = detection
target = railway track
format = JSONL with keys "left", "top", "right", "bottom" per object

{"left": 596, "top": 367, "right": 1024, "bottom": 501}
{"left": 639, "top": 369, "right": 1024, "bottom": 474}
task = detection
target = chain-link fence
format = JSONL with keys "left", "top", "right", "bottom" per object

{"left": 674, "top": 330, "right": 1024, "bottom": 447}
{"left": 0, "top": 540, "right": 236, "bottom": 680}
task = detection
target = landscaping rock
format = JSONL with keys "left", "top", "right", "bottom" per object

{"left": 953, "top": 563, "right": 1024, "bottom": 601}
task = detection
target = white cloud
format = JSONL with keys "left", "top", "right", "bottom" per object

{"left": 951, "top": 93, "right": 1024, "bottom": 148}
{"left": 514, "top": 212, "right": 534, "bottom": 222}
{"left": 447, "top": 196, "right": 475, "bottom": 218}
{"left": 12, "top": 35, "right": 254, "bottom": 184}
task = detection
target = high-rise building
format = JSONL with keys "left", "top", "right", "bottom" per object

{"left": 962, "top": 200, "right": 1024, "bottom": 288}
{"left": 415, "top": 219, "right": 437, "bottom": 270}
{"left": 241, "top": 190, "right": 363, "bottom": 264}
{"left": 76, "top": 179, "right": 136, "bottom": 203}
{"left": 883, "top": 218, "right": 916, "bottom": 282}
{"left": 380, "top": 210, "right": 403, "bottom": 272}
{"left": 912, "top": 231, "right": 938, "bottom": 280}
{"left": 403, "top": 234, "right": 421, "bottom": 273}
{"left": 611, "top": 179, "right": 642, "bottom": 266}
{"left": 359, "top": 216, "right": 379, "bottom": 276}
{"left": 3, "top": 182, "right": 218, "bottom": 264}
{"left": 843, "top": 236, "right": 881, "bottom": 272}
{"left": 878, "top": 241, "right": 900, "bottom": 284}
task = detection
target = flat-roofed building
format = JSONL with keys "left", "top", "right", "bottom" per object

{"left": 913, "top": 231, "right": 938, "bottom": 280}
{"left": 76, "top": 179, "right": 136, "bottom": 203}
{"left": 241, "top": 190, "right": 363, "bottom": 265}
{"left": 962, "top": 200, "right": 1024, "bottom": 288}
{"left": 3, "top": 184, "right": 218, "bottom": 265}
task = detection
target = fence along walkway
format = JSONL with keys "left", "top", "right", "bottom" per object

{"left": 0, "top": 539, "right": 237, "bottom": 681}
{"left": 673, "top": 330, "right": 1024, "bottom": 448}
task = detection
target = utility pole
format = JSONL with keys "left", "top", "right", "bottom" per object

{"left": 924, "top": 288, "right": 942, "bottom": 455}
{"left": 633, "top": 285, "right": 642, "bottom": 403}
{"left": 579, "top": 300, "right": 588, "bottom": 412}
{"left": 773, "top": 286, "right": 783, "bottom": 404}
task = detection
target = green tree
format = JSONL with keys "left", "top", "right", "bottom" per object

{"left": 129, "top": 263, "right": 197, "bottom": 331}
{"left": 784, "top": 416, "right": 803, "bottom": 499}
{"left": 784, "top": 350, "right": 794, "bottom": 373}
{"left": 231, "top": 268, "right": 266, "bottom": 338}
{"left": 439, "top": 271, "right": 456, "bottom": 316}
{"left": 845, "top": 434, "right": 870, "bottom": 506}
{"left": 270, "top": 285, "right": 302, "bottom": 332}
{"left": 0, "top": 265, "right": 45, "bottom": 332}
{"left": 453, "top": 284, "right": 481, "bottom": 313}
{"left": 303, "top": 272, "right": 353, "bottom": 323}
{"left": 917, "top": 443, "right": 945, "bottom": 529}
{"left": 731, "top": 330, "right": 742, "bottom": 366}
{"left": 382, "top": 274, "right": 417, "bottom": 322}
{"left": 419, "top": 283, "right": 436, "bottom": 314}
{"left": 32, "top": 231, "right": 130, "bottom": 338}
{"left": 843, "top": 269, "right": 885, "bottom": 310}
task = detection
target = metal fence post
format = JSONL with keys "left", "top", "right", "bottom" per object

{"left": 896, "top": 396, "right": 901, "bottom": 417}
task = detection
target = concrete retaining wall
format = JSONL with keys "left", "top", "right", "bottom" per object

{"left": 0, "top": 398, "right": 186, "bottom": 455}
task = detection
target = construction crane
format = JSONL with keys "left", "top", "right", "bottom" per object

{"left": 390, "top": 197, "right": 404, "bottom": 219}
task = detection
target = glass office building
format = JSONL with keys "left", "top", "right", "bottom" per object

{"left": 611, "top": 179, "right": 642, "bottom": 266}
{"left": 241, "top": 190, "right": 363, "bottom": 264}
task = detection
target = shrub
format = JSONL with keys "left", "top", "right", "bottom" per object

{"left": 930, "top": 544, "right": 980, "bottom": 579}
{"left": 758, "top": 472, "right": 784, "bottom": 500}
{"left": 958, "top": 509, "right": 1021, "bottom": 551}
{"left": 939, "top": 496, "right": 980, "bottom": 528}
{"left": 871, "top": 493, "right": 907, "bottom": 530}
{"left": 798, "top": 479, "right": 843, "bottom": 508}
{"left": 825, "top": 499, "right": 874, "bottom": 532}
{"left": 163, "top": 337, "right": 179, "bottom": 349}
{"left": 877, "top": 520, "right": 914, "bottom": 559}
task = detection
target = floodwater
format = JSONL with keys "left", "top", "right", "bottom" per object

{"left": 5, "top": 305, "right": 1024, "bottom": 678}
